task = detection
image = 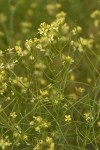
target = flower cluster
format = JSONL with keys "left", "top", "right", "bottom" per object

{"left": 0, "top": 1, "right": 99, "bottom": 149}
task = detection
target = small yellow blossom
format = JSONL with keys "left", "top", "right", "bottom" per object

{"left": 91, "top": 10, "right": 100, "bottom": 18}
{"left": 46, "top": 136, "right": 53, "bottom": 144}
{"left": 23, "top": 134, "right": 28, "bottom": 140}
{"left": 0, "top": 82, "right": 7, "bottom": 95}
{"left": 46, "top": 3, "right": 61, "bottom": 15}
{"left": 84, "top": 113, "right": 93, "bottom": 121}
{"left": 13, "top": 132, "right": 21, "bottom": 138}
{"left": 65, "top": 115, "right": 71, "bottom": 122}
{"left": 30, "top": 121, "right": 34, "bottom": 126}
{"left": 65, "top": 56, "right": 74, "bottom": 64}
{"left": 97, "top": 121, "right": 100, "bottom": 127}
{"left": 0, "top": 137, "right": 12, "bottom": 149}
{"left": 33, "top": 116, "right": 42, "bottom": 123}
{"left": 69, "top": 93, "right": 77, "bottom": 100}
{"left": 35, "top": 126, "right": 40, "bottom": 132}
{"left": 10, "top": 112, "right": 17, "bottom": 119}
{"left": 70, "top": 74, "right": 75, "bottom": 81}
{"left": 87, "top": 78, "right": 92, "bottom": 83}
{"left": 15, "top": 45, "right": 23, "bottom": 56}
{"left": 72, "top": 26, "right": 82, "bottom": 35}
{"left": 40, "top": 90, "right": 48, "bottom": 96}
{"left": 25, "top": 39, "right": 33, "bottom": 51}
{"left": 75, "top": 87, "right": 85, "bottom": 93}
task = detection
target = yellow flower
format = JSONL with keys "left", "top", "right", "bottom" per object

{"left": 84, "top": 113, "right": 93, "bottom": 121}
{"left": 0, "top": 137, "right": 12, "bottom": 149}
{"left": 65, "top": 115, "right": 71, "bottom": 122}
{"left": 65, "top": 56, "right": 74, "bottom": 64}
{"left": 23, "top": 135, "right": 28, "bottom": 140}
{"left": 87, "top": 78, "right": 92, "bottom": 83}
{"left": 72, "top": 26, "right": 82, "bottom": 35}
{"left": 10, "top": 112, "right": 17, "bottom": 119}
{"left": 40, "top": 90, "right": 48, "bottom": 96}
{"left": 35, "top": 126, "right": 40, "bottom": 132}
{"left": 97, "top": 121, "right": 100, "bottom": 127}
{"left": 15, "top": 45, "right": 23, "bottom": 56}
{"left": 91, "top": 10, "right": 100, "bottom": 18}
{"left": 75, "top": 87, "right": 85, "bottom": 93}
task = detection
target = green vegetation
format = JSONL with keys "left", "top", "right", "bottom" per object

{"left": 0, "top": 0, "right": 100, "bottom": 149}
